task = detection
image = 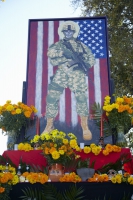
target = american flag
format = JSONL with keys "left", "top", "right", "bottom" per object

{"left": 26, "top": 17, "right": 110, "bottom": 127}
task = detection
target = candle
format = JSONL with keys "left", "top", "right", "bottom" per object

{"left": 36, "top": 116, "right": 40, "bottom": 135}
{"left": 100, "top": 115, "right": 103, "bottom": 137}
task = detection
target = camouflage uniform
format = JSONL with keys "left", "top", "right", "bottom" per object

{"left": 46, "top": 38, "right": 95, "bottom": 118}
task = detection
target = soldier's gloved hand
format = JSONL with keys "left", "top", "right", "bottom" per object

{"left": 63, "top": 49, "right": 73, "bottom": 59}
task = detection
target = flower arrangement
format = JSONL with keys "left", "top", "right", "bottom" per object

{"left": 20, "top": 172, "right": 48, "bottom": 184}
{"left": 110, "top": 172, "right": 133, "bottom": 185}
{"left": 103, "top": 95, "right": 133, "bottom": 131}
{"left": 30, "top": 129, "right": 79, "bottom": 166}
{"left": 0, "top": 100, "right": 37, "bottom": 134}
{"left": 88, "top": 172, "right": 133, "bottom": 185}
{"left": 59, "top": 172, "right": 81, "bottom": 182}
{"left": 18, "top": 137, "right": 121, "bottom": 157}
{"left": 88, "top": 173, "right": 109, "bottom": 182}
{"left": 0, "top": 164, "right": 19, "bottom": 199}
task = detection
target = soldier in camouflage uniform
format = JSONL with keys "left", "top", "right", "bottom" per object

{"left": 43, "top": 21, "right": 95, "bottom": 140}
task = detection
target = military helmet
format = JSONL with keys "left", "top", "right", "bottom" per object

{"left": 61, "top": 23, "right": 76, "bottom": 32}
{"left": 58, "top": 21, "right": 80, "bottom": 39}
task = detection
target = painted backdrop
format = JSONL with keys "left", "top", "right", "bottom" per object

{"left": 25, "top": 17, "right": 112, "bottom": 145}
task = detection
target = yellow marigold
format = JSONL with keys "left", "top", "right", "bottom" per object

{"left": 104, "top": 95, "right": 111, "bottom": 102}
{"left": 63, "top": 139, "right": 68, "bottom": 145}
{"left": 92, "top": 146, "right": 101, "bottom": 155}
{"left": 90, "top": 143, "right": 96, "bottom": 148}
{"left": 111, "top": 176, "right": 116, "bottom": 183}
{"left": 115, "top": 174, "right": 122, "bottom": 183}
{"left": 18, "top": 143, "right": 24, "bottom": 150}
{"left": 128, "top": 176, "right": 133, "bottom": 185}
{"left": 68, "top": 133, "right": 77, "bottom": 140}
{"left": 75, "top": 145, "right": 81, "bottom": 152}
{"left": 6, "top": 100, "right": 11, "bottom": 104}
{"left": 59, "top": 149, "right": 65, "bottom": 155}
{"left": 70, "top": 139, "right": 77, "bottom": 148}
{"left": 116, "top": 97, "right": 124, "bottom": 103}
{"left": 51, "top": 151, "right": 60, "bottom": 160}
{"left": 32, "top": 135, "right": 40, "bottom": 143}
{"left": 40, "top": 133, "right": 46, "bottom": 141}
{"left": 6, "top": 104, "right": 14, "bottom": 111}
{"left": 45, "top": 134, "right": 51, "bottom": 140}
{"left": 83, "top": 146, "right": 91, "bottom": 154}
{"left": 12, "top": 175, "right": 19, "bottom": 185}
{"left": 15, "top": 108, "right": 22, "bottom": 114}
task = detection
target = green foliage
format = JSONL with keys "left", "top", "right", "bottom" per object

{"left": 0, "top": 184, "right": 12, "bottom": 200}
{"left": 0, "top": 155, "right": 17, "bottom": 168}
{"left": 20, "top": 184, "right": 86, "bottom": 200}
{"left": 70, "top": 0, "right": 133, "bottom": 96}
{"left": 96, "top": 153, "right": 131, "bottom": 174}
{"left": 91, "top": 102, "right": 113, "bottom": 137}
{"left": 76, "top": 158, "right": 90, "bottom": 168}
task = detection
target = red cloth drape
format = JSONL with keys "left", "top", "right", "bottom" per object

{"left": 2, "top": 148, "right": 133, "bottom": 174}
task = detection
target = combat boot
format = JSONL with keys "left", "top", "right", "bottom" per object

{"left": 42, "top": 118, "right": 54, "bottom": 133}
{"left": 80, "top": 116, "right": 92, "bottom": 140}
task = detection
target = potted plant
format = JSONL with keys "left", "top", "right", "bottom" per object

{"left": 103, "top": 95, "right": 133, "bottom": 146}
{"left": 31, "top": 129, "right": 79, "bottom": 181}
{"left": 76, "top": 157, "right": 95, "bottom": 181}
{"left": 0, "top": 100, "right": 38, "bottom": 149}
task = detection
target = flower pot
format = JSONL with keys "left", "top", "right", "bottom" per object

{"left": 7, "top": 130, "right": 17, "bottom": 150}
{"left": 116, "top": 125, "right": 127, "bottom": 147}
{"left": 48, "top": 163, "right": 65, "bottom": 182}
{"left": 77, "top": 168, "right": 95, "bottom": 181}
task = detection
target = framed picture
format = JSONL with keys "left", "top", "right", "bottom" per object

{"left": 24, "top": 16, "right": 112, "bottom": 145}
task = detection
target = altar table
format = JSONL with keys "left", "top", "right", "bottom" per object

{"left": 2, "top": 148, "right": 133, "bottom": 173}
{"left": 9, "top": 182, "right": 133, "bottom": 200}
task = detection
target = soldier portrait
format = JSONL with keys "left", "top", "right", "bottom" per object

{"left": 43, "top": 20, "right": 95, "bottom": 141}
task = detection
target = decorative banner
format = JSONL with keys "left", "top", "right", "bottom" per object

{"left": 25, "top": 17, "right": 112, "bottom": 145}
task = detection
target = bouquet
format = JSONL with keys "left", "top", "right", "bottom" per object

{"left": 30, "top": 129, "right": 79, "bottom": 167}
{"left": 103, "top": 95, "right": 133, "bottom": 131}
{"left": 0, "top": 100, "right": 37, "bottom": 134}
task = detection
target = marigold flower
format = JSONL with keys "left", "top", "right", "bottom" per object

{"left": 83, "top": 146, "right": 91, "bottom": 154}
{"left": 16, "top": 108, "right": 22, "bottom": 114}
{"left": 51, "top": 151, "right": 60, "bottom": 160}
{"left": 0, "top": 187, "right": 5, "bottom": 193}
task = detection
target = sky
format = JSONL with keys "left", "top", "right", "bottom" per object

{"left": 0, "top": 0, "right": 81, "bottom": 155}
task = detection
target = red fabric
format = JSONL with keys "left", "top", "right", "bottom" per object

{"left": 2, "top": 150, "right": 47, "bottom": 169}
{"left": 2, "top": 148, "right": 133, "bottom": 174}
{"left": 76, "top": 148, "right": 133, "bottom": 174}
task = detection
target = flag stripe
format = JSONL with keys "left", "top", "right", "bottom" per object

{"left": 41, "top": 21, "right": 49, "bottom": 116}
{"left": 27, "top": 22, "right": 37, "bottom": 107}
{"left": 94, "top": 59, "right": 101, "bottom": 105}
{"left": 100, "top": 58, "right": 110, "bottom": 105}
{"left": 35, "top": 21, "right": 43, "bottom": 115}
